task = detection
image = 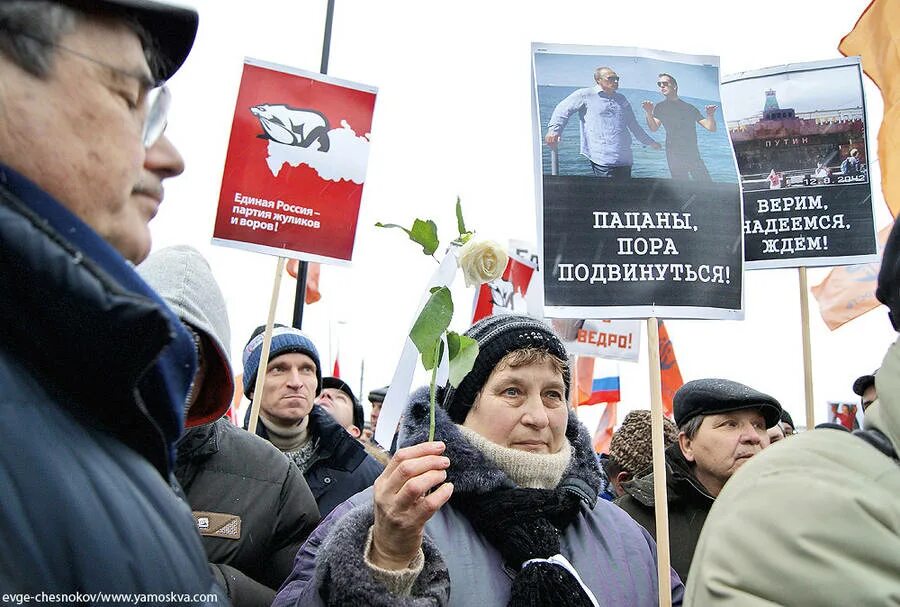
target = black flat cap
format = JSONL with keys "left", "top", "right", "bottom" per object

{"left": 674, "top": 378, "right": 782, "bottom": 429}
{"left": 51, "top": 0, "right": 198, "bottom": 81}
{"left": 852, "top": 371, "right": 877, "bottom": 397}
{"left": 367, "top": 386, "right": 388, "bottom": 403}
{"left": 779, "top": 408, "right": 794, "bottom": 428}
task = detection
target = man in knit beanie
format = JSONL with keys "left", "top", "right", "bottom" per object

{"left": 243, "top": 324, "right": 382, "bottom": 517}
{"left": 604, "top": 410, "right": 678, "bottom": 498}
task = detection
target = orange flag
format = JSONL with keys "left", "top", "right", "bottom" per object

{"left": 573, "top": 356, "right": 595, "bottom": 406}
{"left": 839, "top": 0, "right": 900, "bottom": 216}
{"left": 286, "top": 260, "right": 322, "bottom": 304}
{"left": 811, "top": 224, "right": 891, "bottom": 330}
{"left": 592, "top": 402, "right": 618, "bottom": 454}
{"left": 657, "top": 320, "right": 682, "bottom": 419}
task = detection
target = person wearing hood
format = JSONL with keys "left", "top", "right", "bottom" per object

{"left": 684, "top": 219, "right": 900, "bottom": 605}
{"left": 139, "top": 245, "right": 321, "bottom": 607}
{"left": 0, "top": 1, "right": 221, "bottom": 599}
{"left": 274, "top": 314, "right": 684, "bottom": 607}
{"left": 615, "top": 378, "right": 782, "bottom": 581}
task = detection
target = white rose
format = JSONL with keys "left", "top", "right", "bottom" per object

{"left": 457, "top": 239, "right": 508, "bottom": 287}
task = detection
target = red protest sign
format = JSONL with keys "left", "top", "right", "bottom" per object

{"left": 213, "top": 58, "right": 377, "bottom": 264}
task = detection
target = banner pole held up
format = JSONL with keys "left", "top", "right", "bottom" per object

{"left": 292, "top": 0, "right": 335, "bottom": 329}
{"left": 248, "top": 256, "right": 287, "bottom": 435}
{"left": 648, "top": 317, "right": 672, "bottom": 607}
{"left": 798, "top": 267, "right": 815, "bottom": 430}
{"left": 569, "top": 354, "right": 579, "bottom": 407}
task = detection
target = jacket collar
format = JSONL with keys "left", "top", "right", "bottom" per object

{"left": 621, "top": 443, "right": 715, "bottom": 507}
{"left": 398, "top": 387, "right": 602, "bottom": 508}
{"left": 0, "top": 164, "right": 196, "bottom": 475}
{"left": 306, "top": 405, "right": 368, "bottom": 471}
{"left": 246, "top": 404, "right": 368, "bottom": 472}
{"left": 176, "top": 418, "right": 221, "bottom": 461}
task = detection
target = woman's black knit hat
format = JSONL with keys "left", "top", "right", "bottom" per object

{"left": 441, "top": 314, "right": 570, "bottom": 423}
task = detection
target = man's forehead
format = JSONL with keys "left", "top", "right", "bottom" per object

{"left": 705, "top": 408, "right": 765, "bottom": 422}
{"left": 271, "top": 351, "right": 316, "bottom": 365}
{"left": 323, "top": 387, "right": 349, "bottom": 399}
{"left": 62, "top": 17, "right": 154, "bottom": 82}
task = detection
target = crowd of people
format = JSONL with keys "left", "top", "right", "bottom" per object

{"left": 1, "top": 1, "right": 898, "bottom": 606}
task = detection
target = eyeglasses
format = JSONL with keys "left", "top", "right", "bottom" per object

{"left": 602, "top": 75, "right": 620, "bottom": 82}
{"left": 5, "top": 30, "right": 169, "bottom": 148}
{"left": 657, "top": 81, "right": 673, "bottom": 88}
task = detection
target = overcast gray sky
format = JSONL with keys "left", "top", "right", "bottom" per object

{"left": 155, "top": 0, "right": 890, "bottom": 431}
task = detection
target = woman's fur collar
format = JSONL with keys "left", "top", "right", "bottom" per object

{"left": 398, "top": 387, "right": 601, "bottom": 506}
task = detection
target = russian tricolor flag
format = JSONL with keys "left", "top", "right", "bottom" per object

{"left": 574, "top": 357, "right": 620, "bottom": 406}
{"left": 580, "top": 375, "right": 621, "bottom": 405}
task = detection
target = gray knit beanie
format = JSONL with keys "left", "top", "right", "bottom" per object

{"left": 441, "top": 314, "right": 570, "bottom": 423}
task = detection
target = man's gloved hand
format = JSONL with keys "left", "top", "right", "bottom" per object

{"left": 876, "top": 218, "right": 900, "bottom": 331}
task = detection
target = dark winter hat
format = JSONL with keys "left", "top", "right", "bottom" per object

{"left": 674, "top": 378, "right": 782, "bottom": 429}
{"left": 322, "top": 376, "right": 365, "bottom": 430}
{"left": 441, "top": 314, "right": 570, "bottom": 424}
{"left": 779, "top": 408, "right": 795, "bottom": 429}
{"left": 852, "top": 370, "right": 877, "bottom": 397}
{"left": 876, "top": 217, "right": 900, "bottom": 331}
{"left": 43, "top": 0, "right": 198, "bottom": 81}
{"left": 242, "top": 324, "right": 321, "bottom": 398}
{"left": 367, "top": 386, "right": 388, "bottom": 403}
{"left": 608, "top": 410, "right": 678, "bottom": 477}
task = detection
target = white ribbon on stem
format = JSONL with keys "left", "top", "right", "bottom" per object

{"left": 520, "top": 553, "right": 599, "bottom": 607}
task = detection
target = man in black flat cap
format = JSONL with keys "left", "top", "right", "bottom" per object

{"left": 0, "top": 0, "right": 222, "bottom": 601}
{"left": 687, "top": 217, "right": 900, "bottom": 605}
{"left": 316, "top": 376, "right": 366, "bottom": 439}
{"left": 615, "top": 378, "right": 782, "bottom": 581}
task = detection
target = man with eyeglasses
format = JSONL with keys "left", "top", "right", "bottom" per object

{"left": 641, "top": 73, "right": 717, "bottom": 181}
{"left": 0, "top": 1, "right": 222, "bottom": 602}
{"left": 545, "top": 66, "right": 661, "bottom": 179}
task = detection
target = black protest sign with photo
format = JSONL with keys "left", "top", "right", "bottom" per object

{"left": 533, "top": 43, "right": 743, "bottom": 320}
{"left": 722, "top": 57, "right": 878, "bottom": 269}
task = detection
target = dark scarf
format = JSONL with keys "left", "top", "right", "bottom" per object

{"left": 398, "top": 388, "right": 603, "bottom": 607}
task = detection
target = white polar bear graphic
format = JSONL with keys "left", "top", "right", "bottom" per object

{"left": 250, "top": 104, "right": 330, "bottom": 152}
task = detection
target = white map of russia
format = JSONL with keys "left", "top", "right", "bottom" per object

{"left": 250, "top": 104, "right": 370, "bottom": 183}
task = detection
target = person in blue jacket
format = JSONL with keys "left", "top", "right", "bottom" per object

{"left": 0, "top": 0, "right": 222, "bottom": 602}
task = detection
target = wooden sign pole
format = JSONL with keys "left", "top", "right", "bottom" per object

{"left": 247, "top": 257, "right": 287, "bottom": 435}
{"left": 799, "top": 267, "right": 815, "bottom": 430}
{"left": 647, "top": 317, "right": 672, "bottom": 607}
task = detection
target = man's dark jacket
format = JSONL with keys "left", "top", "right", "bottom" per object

{"left": 614, "top": 443, "right": 715, "bottom": 581}
{"left": 247, "top": 405, "right": 383, "bottom": 516}
{"left": 0, "top": 166, "right": 222, "bottom": 600}
{"left": 177, "top": 418, "right": 321, "bottom": 606}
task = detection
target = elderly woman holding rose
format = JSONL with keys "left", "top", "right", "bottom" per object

{"left": 273, "top": 314, "right": 684, "bottom": 607}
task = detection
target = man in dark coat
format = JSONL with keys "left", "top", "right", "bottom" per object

{"left": 0, "top": 1, "right": 221, "bottom": 600}
{"left": 615, "top": 378, "right": 782, "bottom": 581}
{"left": 243, "top": 324, "right": 383, "bottom": 516}
{"left": 140, "top": 246, "right": 321, "bottom": 606}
